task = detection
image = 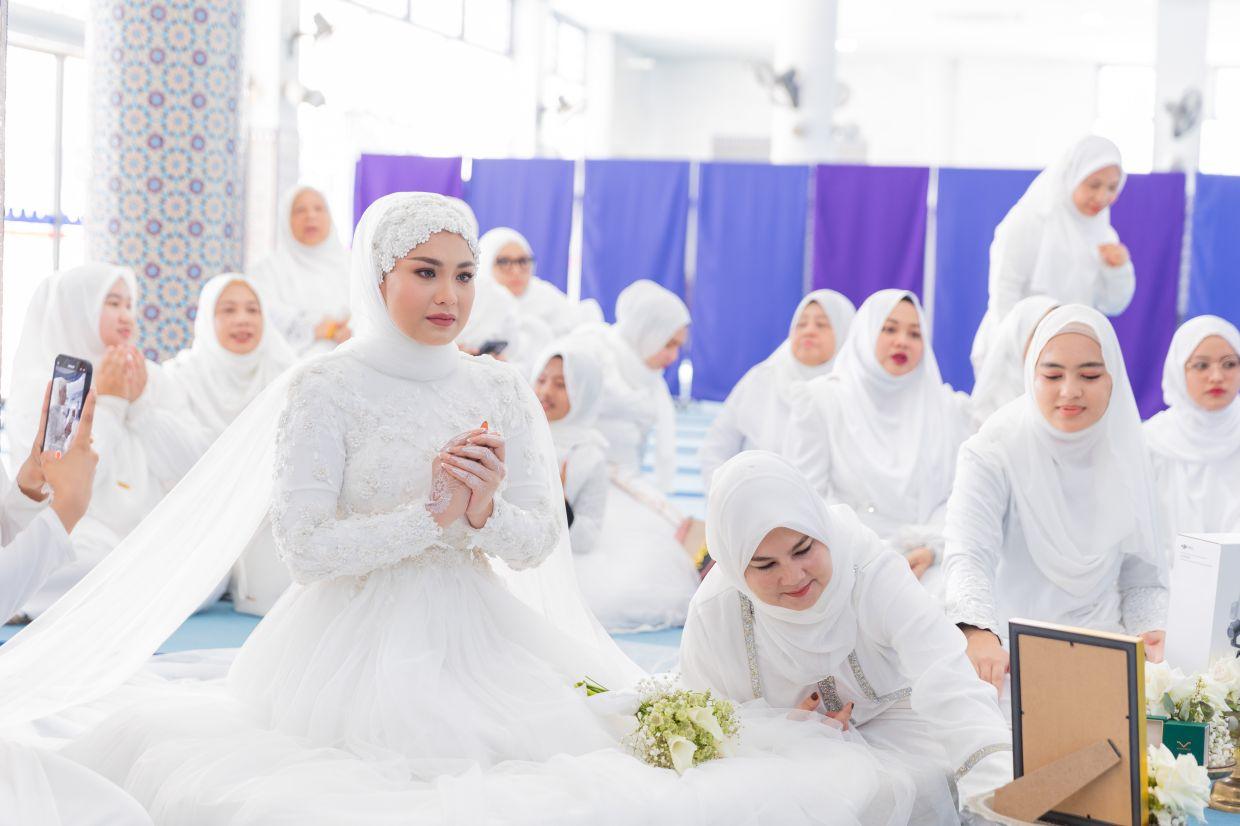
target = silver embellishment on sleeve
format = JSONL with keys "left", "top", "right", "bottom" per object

{"left": 739, "top": 593, "right": 765, "bottom": 700}
{"left": 847, "top": 651, "right": 913, "bottom": 705}
{"left": 953, "top": 743, "right": 1012, "bottom": 781}
{"left": 817, "top": 676, "right": 844, "bottom": 713}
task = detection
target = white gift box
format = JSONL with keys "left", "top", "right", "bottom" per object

{"left": 1165, "top": 532, "right": 1240, "bottom": 673}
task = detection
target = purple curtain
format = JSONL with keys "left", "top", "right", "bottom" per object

{"left": 581, "top": 159, "right": 689, "bottom": 320}
{"left": 353, "top": 155, "right": 464, "bottom": 228}
{"left": 812, "top": 165, "right": 929, "bottom": 305}
{"left": 465, "top": 158, "right": 574, "bottom": 292}
{"left": 691, "top": 162, "right": 809, "bottom": 401}
{"left": 1108, "top": 172, "right": 1186, "bottom": 418}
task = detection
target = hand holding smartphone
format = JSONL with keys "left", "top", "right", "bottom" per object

{"left": 42, "top": 355, "right": 93, "bottom": 455}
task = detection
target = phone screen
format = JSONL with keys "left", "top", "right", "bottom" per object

{"left": 478, "top": 339, "right": 509, "bottom": 357}
{"left": 43, "top": 357, "right": 91, "bottom": 454}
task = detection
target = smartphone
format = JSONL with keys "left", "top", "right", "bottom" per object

{"left": 42, "top": 354, "right": 92, "bottom": 454}
{"left": 477, "top": 339, "right": 509, "bottom": 357}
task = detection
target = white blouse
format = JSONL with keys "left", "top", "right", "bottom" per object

{"left": 681, "top": 549, "right": 1012, "bottom": 798}
{"left": 943, "top": 444, "right": 1167, "bottom": 638}
{"left": 270, "top": 355, "right": 560, "bottom": 584}
{"left": 562, "top": 442, "right": 608, "bottom": 556}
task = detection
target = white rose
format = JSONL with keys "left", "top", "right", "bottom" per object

{"left": 1210, "top": 657, "right": 1240, "bottom": 695}
{"left": 1166, "top": 672, "right": 1203, "bottom": 708}
{"left": 1151, "top": 746, "right": 1210, "bottom": 823}
{"left": 665, "top": 733, "right": 697, "bottom": 775}
{"left": 1200, "top": 674, "right": 1232, "bottom": 717}
{"left": 1145, "top": 662, "right": 1181, "bottom": 715}
{"left": 688, "top": 706, "right": 726, "bottom": 744}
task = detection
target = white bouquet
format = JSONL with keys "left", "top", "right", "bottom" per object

{"left": 1148, "top": 742, "right": 1210, "bottom": 826}
{"left": 578, "top": 675, "right": 740, "bottom": 775}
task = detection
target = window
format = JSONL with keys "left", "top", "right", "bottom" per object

{"left": 3, "top": 44, "right": 87, "bottom": 274}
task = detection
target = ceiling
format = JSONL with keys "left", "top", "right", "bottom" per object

{"left": 549, "top": 0, "right": 1239, "bottom": 66}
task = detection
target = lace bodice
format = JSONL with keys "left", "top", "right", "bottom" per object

{"left": 270, "top": 354, "right": 561, "bottom": 584}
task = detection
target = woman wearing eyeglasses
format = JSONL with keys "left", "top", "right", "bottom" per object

{"left": 1144, "top": 315, "right": 1240, "bottom": 551}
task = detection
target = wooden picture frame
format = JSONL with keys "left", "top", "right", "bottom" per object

{"left": 1008, "top": 620, "right": 1148, "bottom": 826}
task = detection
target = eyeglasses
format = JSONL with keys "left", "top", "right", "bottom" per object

{"left": 495, "top": 256, "right": 534, "bottom": 270}
{"left": 1187, "top": 357, "right": 1240, "bottom": 373}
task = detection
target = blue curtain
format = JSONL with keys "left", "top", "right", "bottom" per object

{"left": 581, "top": 159, "right": 689, "bottom": 319}
{"left": 1189, "top": 174, "right": 1240, "bottom": 326}
{"left": 691, "top": 163, "right": 809, "bottom": 402}
{"left": 465, "top": 158, "right": 574, "bottom": 292}
{"left": 931, "top": 167, "right": 1038, "bottom": 392}
{"left": 353, "top": 155, "right": 463, "bottom": 228}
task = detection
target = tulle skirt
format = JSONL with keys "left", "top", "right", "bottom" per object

{"left": 63, "top": 553, "right": 953, "bottom": 825}
{"left": 574, "top": 481, "right": 700, "bottom": 632}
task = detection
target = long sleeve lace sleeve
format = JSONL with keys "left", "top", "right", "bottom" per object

{"left": 1119, "top": 554, "right": 1168, "bottom": 635}
{"left": 464, "top": 392, "right": 561, "bottom": 572}
{"left": 783, "top": 380, "right": 833, "bottom": 500}
{"left": 943, "top": 443, "right": 1009, "bottom": 635}
{"left": 270, "top": 370, "right": 444, "bottom": 584}
{"left": 564, "top": 446, "right": 608, "bottom": 555}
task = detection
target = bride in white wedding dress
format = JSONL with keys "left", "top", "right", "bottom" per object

{"left": 0, "top": 194, "right": 956, "bottom": 825}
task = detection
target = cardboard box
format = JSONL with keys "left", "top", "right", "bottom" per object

{"left": 1164, "top": 533, "right": 1240, "bottom": 673}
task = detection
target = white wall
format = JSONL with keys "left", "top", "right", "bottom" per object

{"left": 603, "top": 45, "right": 1105, "bottom": 170}
{"left": 608, "top": 42, "right": 772, "bottom": 160}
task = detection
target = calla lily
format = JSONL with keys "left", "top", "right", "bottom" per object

{"left": 666, "top": 733, "right": 697, "bottom": 775}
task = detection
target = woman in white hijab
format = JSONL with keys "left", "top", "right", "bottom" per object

{"left": 163, "top": 273, "right": 298, "bottom": 615}
{"left": 784, "top": 290, "right": 973, "bottom": 588}
{"left": 1144, "top": 316, "right": 1240, "bottom": 545}
{"left": 531, "top": 341, "right": 610, "bottom": 555}
{"left": 7, "top": 264, "right": 206, "bottom": 617}
{"left": 969, "top": 294, "right": 1059, "bottom": 427}
{"left": 700, "top": 290, "right": 856, "bottom": 489}
{"left": 533, "top": 342, "right": 700, "bottom": 631}
{"left": 970, "top": 136, "right": 1133, "bottom": 374}
{"left": 582, "top": 279, "right": 690, "bottom": 494}
{"left": 163, "top": 274, "right": 297, "bottom": 441}
{"left": 943, "top": 305, "right": 1168, "bottom": 692}
{"left": 478, "top": 227, "right": 588, "bottom": 337}
{"left": 680, "top": 451, "right": 1011, "bottom": 812}
{"left": 13, "top": 193, "right": 928, "bottom": 825}
{"left": 455, "top": 229, "right": 554, "bottom": 373}
{"left": 251, "top": 184, "right": 352, "bottom": 355}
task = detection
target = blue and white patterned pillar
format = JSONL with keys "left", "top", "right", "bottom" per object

{"left": 89, "top": 0, "right": 245, "bottom": 360}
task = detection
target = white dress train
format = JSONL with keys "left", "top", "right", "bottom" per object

{"left": 61, "top": 354, "right": 919, "bottom": 825}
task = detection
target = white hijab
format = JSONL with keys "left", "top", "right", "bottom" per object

{"left": 683, "top": 450, "right": 883, "bottom": 693}
{"left": 805, "top": 289, "right": 968, "bottom": 524}
{"left": 457, "top": 227, "right": 522, "bottom": 349}
{"left": 8, "top": 263, "right": 138, "bottom": 452}
{"left": 768, "top": 290, "right": 857, "bottom": 394}
{"left": 975, "top": 304, "right": 1166, "bottom": 597}
{"left": 1143, "top": 315, "right": 1240, "bottom": 533}
{"left": 970, "top": 295, "right": 1060, "bottom": 426}
{"left": 611, "top": 280, "right": 690, "bottom": 490}
{"left": 0, "top": 191, "right": 641, "bottom": 727}
{"left": 162, "top": 274, "right": 297, "bottom": 437}
{"left": 252, "top": 184, "right": 351, "bottom": 322}
{"left": 530, "top": 341, "right": 609, "bottom": 464}
{"left": 998, "top": 135, "right": 1126, "bottom": 304}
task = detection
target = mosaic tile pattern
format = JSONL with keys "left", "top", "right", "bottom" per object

{"left": 89, "top": 0, "right": 244, "bottom": 360}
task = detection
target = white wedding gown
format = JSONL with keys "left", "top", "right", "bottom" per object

{"left": 58, "top": 354, "right": 937, "bottom": 825}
